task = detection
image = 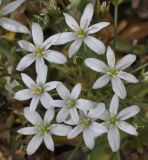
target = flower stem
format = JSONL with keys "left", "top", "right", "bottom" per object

{"left": 113, "top": 4, "right": 118, "bottom": 50}
{"left": 132, "top": 63, "right": 148, "bottom": 73}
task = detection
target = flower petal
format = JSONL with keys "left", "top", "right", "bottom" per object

{"left": 27, "top": 134, "right": 43, "bottom": 155}
{"left": 30, "top": 96, "right": 40, "bottom": 111}
{"left": 69, "top": 108, "right": 79, "bottom": 124}
{"left": 44, "top": 133, "right": 54, "bottom": 151}
{"left": 93, "top": 74, "right": 110, "bottom": 89}
{"left": 63, "top": 13, "right": 79, "bottom": 31}
{"left": 117, "top": 105, "right": 140, "bottom": 120}
{"left": 32, "top": 23, "right": 43, "bottom": 47}
{"left": 117, "top": 121, "right": 138, "bottom": 135}
{"left": 56, "top": 83, "right": 70, "bottom": 100}
{"left": 44, "top": 108, "right": 55, "bottom": 124}
{"left": 50, "top": 100, "right": 66, "bottom": 108}
{"left": 76, "top": 99, "right": 95, "bottom": 110}
{"left": 70, "top": 83, "right": 81, "bottom": 99}
{"left": 21, "top": 73, "right": 35, "bottom": 88}
{"left": 15, "top": 89, "right": 32, "bottom": 101}
{"left": 84, "top": 36, "right": 105, "bottom": 55}
{"left": 16, "top": 53, "right": 35, "bottom": 71}
{"left": 87, "top": 22, "right": 110, "bottom": 34}
{"left": 111, "top": 77, "right": 127, "bottom": 99}
{"left": 99, "top": 110, "right": 110, "bottom": 121}
{"left": 106, "top": 46, "right": 115, "bottom": 68}
{"left": 44, "top": 50, "right": 67, "bottom": 64}
{"left": 17, "top": 127, "right": 38, "bottom": 135}
{"left": 118, "top": 71, "right": 139, "bottom": 83}
{"left": 83, "top": 128, "right": 95, "bottom": 149}
{"left": 56, "top": 107, "right": 69, "bottom": 123}
{"left": 24, "top": 107, "right": 43, "bottom": 125}
{"left": 51, "top": 124, "right": 72, "bottom": 136}
{"left": 85, "top": 58, "right": 107, "bottom": 73}
{"left": 1, "top": 0, "right": 25, "bottom": 16}
{"left": 45, "top": 81, "right": 61, "bottom": 91}
{"left": 18, "top": 40, "right": 36, "bottom": 52}
{"left": 116, "top": 54, "right": 136, "bottom": 70}
{"left": 36, "top": 64, "right": 47, "bottom": 84}
{"left": 68, "top": 125, "right": 83, "bottom": 139}
{"left": 40, "top": 92, "right": 53, "bottom": 109}
{"left": 108, "top": 127, "right": 120, "bottom": 152}
{"left": 35, "top": 57, "right": 45, "bottom": 73}
{"left": 109, "top": 94, "right": 119, "bottom": 116}
{"left": 80, "top": 3, "right": 94, "bottom": 29}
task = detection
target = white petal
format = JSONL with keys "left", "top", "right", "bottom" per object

{"left": 15, "top": 89, "right": 32, "bottom": 101}
{"left": 51, "top": 124, "right": 72, "bottom": 136}
{"left": 44, "top": 50, "right": 67, "bottom": 64}
{"left": 0, "top": 18, "right": 30, "bottom": 33}
{"left": 24, "top": 107, "right": 43, "bottom": 125}
{"left": 35, "top": 57, "right": 45, "bottom": 73}
{"left": 70, "top": 83, "right": 81, "bottom": 99}
{"left": 87, "top": 22, "right": 110, "bottom": 34}
{"left": 76, "top": 99, "right": 95, "bottom": 110}
{"left": 1, "top": 0, "right": 25, "bottom": 16}
{"left": 44, "top": 134, "right": 54, "bottom": 151}
{"left": 56, "top": 83, "right": 70, "bottom": 100}
{"left": 83, "top": 128, "right": 95, "bottom": 149}
{"left": 106, "top": 46, "right": 115, "bottom": 68}
{"left": 32, "top": 23, "right": 43, "bottom": 46}
{"left": 16, "top": 53, "right": 35, "bottom": 71}
{"left": 56, "top": 108, "right": 69, "bottom": 123}
{"left": 44, "top": 108, "right": 55, "bottom": 124}
{"left": 99, "top": 110, "right": 110, "bottom": 121}
{"left": 116, "top": 54, "right": 136, "bottom": 70}
{"left": 91, "top": 122, "right": 108, "bottom": 137}
{"left": 21, "top": 73, "right": 35, "bottom": 88}
{"left": 80, "top": 3, "right": 94, "bottom": 29}
{"left": 108, "top": 127, "right": 120, "bottom": 152}
{"left": 69, "top": 108, "right": 79, "bottom": 124}
{"left": 85, "top": 58, "right": 107, "bottom": 73}
{"left": 117, "top": 121, "right": 138, "bottom": 135}
{"left": 118, "top": 71, "right": 139, "bottom": 83}
{"left": 18, "top": 40, "right": 36, "bottom": 52}
{"left": 17, "top": 127, "right": 38, "bottom": 135}
{"left": 84, "top": 36, "right": 105, "bottom": 55}
{"left": 27, "top": 134, "right": 43, "bottom": 155}
{"left": 63, "top": 13, "right": 79, "bottom": 31}
{"left": 30, "top": 96, "right": 40, "bottom": 111}
{"left": 109, "top": 94, "right": 119, "bottom": 116}
{"left": 68, "top": 125, "right": 83, "bottom": 139}
{"left": 36, "top": 64, "right": 47, "bottom": 84}
{"left": 88, "top": 103, "right": 106, "bottom": 119}
{"left": 117, "top": 105, "right": 140, "bottom": 120}
{"left": 40, "top": 92, "right": 53, "bottom": 109}
{"left": 93, "top": 74, "right": 110, "bottom": 89}
{"left": 68, "top": 38, "right": 82, "bottom": 58}
{"left": 45, "top": 81, "right": 61, "bottom": 91}
{"left": 50, "top": 100, "right": 66, "bottom": 108}
{"left": 111, "top": 77, "right": 127, "bottom": 99}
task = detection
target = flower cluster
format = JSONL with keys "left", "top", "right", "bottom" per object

{"left": 10, "top": 2, "right": 140, "bottom": 156}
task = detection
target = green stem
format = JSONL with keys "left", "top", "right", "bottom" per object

{"left": 131, "top": 62, "right": 148, "bottom": 73}
{"left": 68, "top": 140, "right": 83, "bottom": 160}
{"left": 114, "top": 5, "right": 118, "bottom": 49}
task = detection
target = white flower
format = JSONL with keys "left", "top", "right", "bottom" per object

{"left": 50, "top": 83, "right": 96, "bottom": 124}
{"left": 100, "top": 95, "right": 140, "bottom": 152}
{"left": 0, "top": 0, "right": 30, "bottom": 33}
{"left": 85, "top": 46, "right": 139, "bottom": 99}
{"left": 16, "top": 23, "right": 67, "bottom": 72}
{"left": 45, "top": 3, "right": 110, "bottom": 58}
{"left": 18, "top": 107, "right": 71, "bottom": 155}
{"left": 15, "top": 65, "right": 60, "bottom": 111}
{"left": 67, "top": 109, "right": 107, "bottom": 150}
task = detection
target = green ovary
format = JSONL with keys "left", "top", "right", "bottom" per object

{"left": 32, "top": 85, "right": 44, "bottom": 95}
{"left": 67, "top": 99, "right": 75, "bottom": 108}
{"left": 108, "top": 68, "right": 117, "bottom": 77}
{"left": 35, "top": 48, "right": 44, "bottom": 57}
{"left": 109, "top": 117, "right": 117, "bottom": 125}
{"left": 81, "top": 118, "right": 91, "bottom": 128}
{"left": 77, "top": 29, "right": 86, "bottom": 38}
{"left": 40, "top": 124, "right": 50, "bottom": 134}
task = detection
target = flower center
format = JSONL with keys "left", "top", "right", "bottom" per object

{"left": 109, "top": 117, "right": 116, "bottom": 125}
{"left": 81, "top": 118, "right": 91, "bottom": 128}
{"left": 32, "top": 85, "right": 44, "bottom": 95}
{"left": 40, "top": 124, "right": 50, "bottom": 134}
{"left": 108, "top": 68, "right": 117, "bottom": 77}
{"left": 77, "top": 29, "right": 87, "bottom": 38}
{"left": 67, "top": 99, "right": 75, "bottom": 108}
{"left": 35, "top": 48, "right": 44, "bottom": 57}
